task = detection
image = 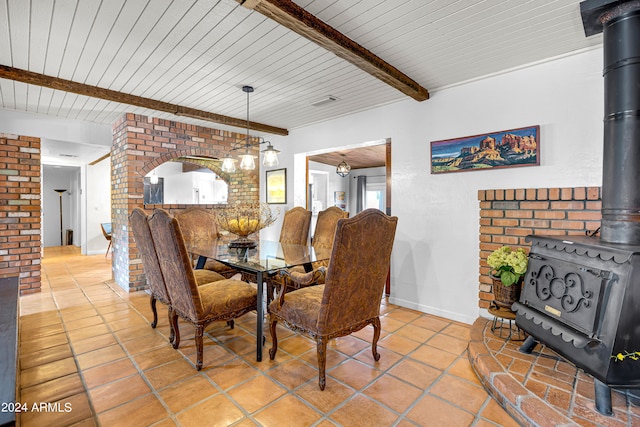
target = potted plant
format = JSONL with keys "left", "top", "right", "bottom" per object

{"left": 487, "top": 246, "right": 528, "bottom": 309}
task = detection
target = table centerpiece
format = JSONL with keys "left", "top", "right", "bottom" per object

{"left": 216, "top": 202, "right": 278, "bottom": 249}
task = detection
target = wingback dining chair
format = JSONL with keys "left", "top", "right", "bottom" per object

{"left": 279, "top": 206, "right": 312, "bottom": 245}
{"left": 268, "top": 208, "right": 398, "bottom": 390}
{"left": 174, "top": 206, "right": 237, "bottom": 278}
{"left": 277, "top": 206, "right": 348, "bottom": 291}
{"left": 262, "top": 206, "right": 313, "bottom": 300}
{"left": 129, "top": 208, "right": 226, "bottom": 344}
{"left": 148, "top": 208, "right": 258, "bottom": 370}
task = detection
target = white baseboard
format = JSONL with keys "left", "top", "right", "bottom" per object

{"left": 387, "top": 296, "right": 477, "bottom": 325}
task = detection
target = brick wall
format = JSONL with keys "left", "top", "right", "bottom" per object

{"left": 111, "top": 113, "right": 260, "bottom": 291}
{"left": 0, "top": 134, "right": 41, "bottom": 294}
{"left": 478, "top": 187, "right": 602, "bottom": 309}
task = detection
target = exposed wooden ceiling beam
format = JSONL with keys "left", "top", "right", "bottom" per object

{"left": 238, "top": 0, "right": 429, "bottom": 102}
{"left": 0, "top": 65, "right": 289, "bottom": 136}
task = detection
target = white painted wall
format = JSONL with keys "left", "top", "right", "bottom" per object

{"left": 42, "top": 167, "right": 76, "bottom": 247}
{"left": 0, "top": 109, "right": 112, "bottom": 255}
{"left": 264, "top": 48, "right": 605, "bottom": 324}
{"left": 0, "top": 109, "right": 112, "bottom": 147}
{"left": 86, "top": 158, "right": 112, "bottom": 255}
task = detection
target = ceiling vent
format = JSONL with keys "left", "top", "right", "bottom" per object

{"left": 58, "top": 153, "right": 78, "bottom": 158}
{"left": 311, "top": 96, "right": 339, "bottom": 107}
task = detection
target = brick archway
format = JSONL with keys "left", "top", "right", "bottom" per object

{"left": 111, "top": 113, "right": 260, "bottom": 291}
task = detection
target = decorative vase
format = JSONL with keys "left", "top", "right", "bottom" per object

{"left": 490, "top": 274, "right": 522, "bottom": 310}
{"left": 216, "top": 203, "right": 278, "bottom": 248}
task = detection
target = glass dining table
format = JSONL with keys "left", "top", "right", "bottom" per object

{"left": 187, "top": 237, "right": 329, "bottom": 361}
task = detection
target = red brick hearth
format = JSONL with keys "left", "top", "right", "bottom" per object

{"left": 469, "top": 319, "right": 640, "bottom": 426}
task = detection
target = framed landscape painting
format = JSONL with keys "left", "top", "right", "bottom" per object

{"left": 431, "top": 125, "right": 540, "bottom": 174}
{"left": 266, "top": 168, "right": 287, "bottom": 204}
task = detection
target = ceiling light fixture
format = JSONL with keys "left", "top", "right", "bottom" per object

{"left": 221, "top": 154, "right": 237, "bottom": 173}
{"left": 261, "top": 142, "right": 280, "bottom": 167}
{"left": 228, "top": 85, "right": 279, "bottom": 171}
{"left": 336, "top": 155, "right": 351, "bottom": 177}
{"left": 150, "top": 170, "right": 159, "bottom": 184}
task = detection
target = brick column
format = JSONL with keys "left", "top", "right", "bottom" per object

{"left": 0, "top": 134, "right": 41, "bottom": 294}
{"left": 111, "top": 114, "right": 260, "bottom": 291}
{"left": 478, "top": 186, "right": 601, "bottom": 308}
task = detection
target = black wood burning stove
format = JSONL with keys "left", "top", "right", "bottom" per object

{"left": 514, "top": 0, "right": 640, "bottom": 416}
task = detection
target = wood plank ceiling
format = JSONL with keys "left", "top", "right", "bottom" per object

{"left": 0, "top": 0, "right": 602, "bottom": 138}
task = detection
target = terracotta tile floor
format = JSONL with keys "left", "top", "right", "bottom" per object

{"left": 17, "top": 246, "right": 520, "bottom": 427}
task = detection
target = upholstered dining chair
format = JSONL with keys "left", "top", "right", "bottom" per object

{"left": 268, "top": 208, "right": 398, "bottom": 390}
{"left": 174, "top": 206, "right": 237, "bottom": 278}
{"left": 129, "top": 208, "right": 226, "bottom": 343}
{"left": 262, "top": 206, "right": 313, "bottom": 300}
{"left": 279, "top": 206, "right": 312, "bottom": 245}
{"left": 148, "top": 208, "right": 258, "bottom": 370}
{"left": 277, "top": 206, "right": 348, "bottom": 291}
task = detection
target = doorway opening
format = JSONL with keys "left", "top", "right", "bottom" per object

{"left": 303, "top": 138, "right": 392, "bottom": 293}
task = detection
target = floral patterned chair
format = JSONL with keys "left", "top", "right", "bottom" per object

{"left": 129, "top": 208, "right": 226, "bottom": 343}
{"left": 148, "top": 208, "right": 257, "bottom": 370}
{"left": 278, "top": 206, "right": 348, "bottom": 291}
{"left": 174, "top": 206, "right": 237, "bottom": 278}
{"left": 279, "top": 206, "right": 312, "bottom": 245}
{"left": 261, "top": 206, "right": 311, "bottom": 299}
{"left": 268, "top": 208, "right": 398, "bottom": 389}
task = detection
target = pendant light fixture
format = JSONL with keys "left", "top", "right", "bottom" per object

{"left": 239, "top": 86, "right": 258, "bottom": 170}
{"left": 230, "top": 85, "right": 279, "bottom": 171}
{"left": 261, "top": 142, "right": 280, "bottom": 167}
{"left": 336, "top": 154, "right": 351, "bottom": 177}
{"left": 150, "top": 170, "right": 159, "bottom": 184}
{"left": 220, "top": 155, "right": 237, "bottom": 173}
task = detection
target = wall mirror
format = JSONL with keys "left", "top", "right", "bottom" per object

{"left": 144, "top": 160, "right": 228, "bottom": 205}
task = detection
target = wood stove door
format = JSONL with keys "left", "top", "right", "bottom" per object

{"left": 520, "top": 253, "right": 615, "bottom": 339}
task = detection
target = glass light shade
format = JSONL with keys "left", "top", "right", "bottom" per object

{"left": 262, "top": 143, "right": 280, "bottom": 167}
{"left": 221, "top": 157, "right": 237, "bottom": 173}
{"left": 239, "top": 153, "right": 257, "bottom": 170}
{"left": 150, "top": 171, "right": 159, "bottom": 184}
{"left": 336, "top": 160, "right": 351, "bottom": 177}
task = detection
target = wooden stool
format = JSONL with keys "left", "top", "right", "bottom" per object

{"left": 488, "top": 306, "right": 525, "bottom": 341}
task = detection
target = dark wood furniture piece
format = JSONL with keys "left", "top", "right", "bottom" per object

{"left": 0, "top": 276, "right": 19, "bottom": 427}
{"left": 187, "top": 238, "right": 329, "bottom": 361}
{"left": 148, "top": 209, "right": 258, "bottom": 370}
{"left": 268, "top": 209, "right": 398, "bottom": 389}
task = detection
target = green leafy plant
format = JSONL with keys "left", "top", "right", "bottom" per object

{"left": 487, "top": 246, "right": 528, "bottom": 287}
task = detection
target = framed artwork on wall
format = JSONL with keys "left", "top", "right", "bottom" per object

{"left": 334, "top": 191, "right": 346, "bottom": 210}
{"left": 266, "top": 168, "right": 287, "bottom": 204}
{"left": 430, "top": 125, "right": 540, "bottom": 174}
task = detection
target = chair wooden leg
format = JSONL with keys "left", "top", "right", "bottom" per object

{"left": 371, "top": 317, "right": 381, "bottom": 361}
{"left": 195, "top": 325, "right": 204, "bottom": 371}
{"left": 317, "top": 337, "right": 328, "bottom": 390}
{"left": 167, "top": 307, "right": 175, "bottom": 344}
{"left": 105, "top": 240, "right": 111, "bottom": 257}
{"left": 268, "top": 319, "right": 278, "bottom": 360}
{"left": 150, "top": 295, "right": 158, "bottom": 328}
{"left": 171, "top": 311, "right": 181, "bottom": 349}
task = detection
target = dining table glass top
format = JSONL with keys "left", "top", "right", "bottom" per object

{"left": 187, "top": 237, "right": 331, "bottom": 274}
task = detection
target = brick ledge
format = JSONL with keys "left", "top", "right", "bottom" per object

{"left": 468, "top": 318, "right": 578, "bottom": 427}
